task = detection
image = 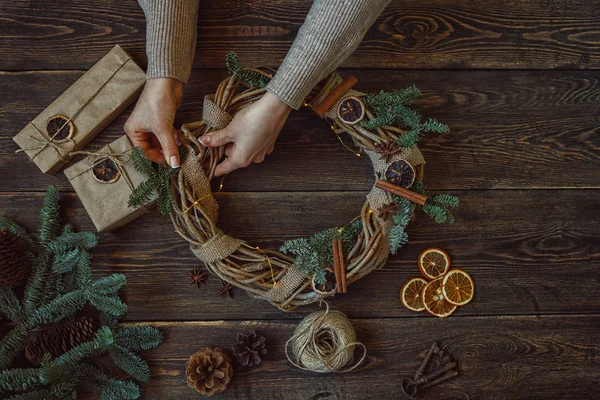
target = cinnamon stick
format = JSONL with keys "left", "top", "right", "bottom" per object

{"left": 312, "top": 76, "right": 358, "bottom": 117}
{"left": 332, "top": 239, "right": 343, "bottom": 293}
{"left": 337, "top": 239, "right": 347, "bottom": 293}
{"left": 375, "top": 180, "right": 428, "bottom": 206}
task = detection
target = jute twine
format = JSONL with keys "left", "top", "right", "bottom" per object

{"left": 285, "top": 303, "right": 366, "bottom": 373}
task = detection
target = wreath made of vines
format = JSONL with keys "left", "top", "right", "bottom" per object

{"left": 128, "top": 53, "right": 459, "bottom": 311}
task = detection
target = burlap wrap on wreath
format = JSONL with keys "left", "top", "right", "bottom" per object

{"left": 364, "top": 146, "right": 425, "bottom": 268}
{"left": 203, "top": 94, "right": 233, "bottom": 129}
{"left": 191, "top": 229, "right": 244, "bottom": 264}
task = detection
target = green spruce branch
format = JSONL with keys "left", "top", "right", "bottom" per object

{"left": 0, "top": 186, "right": 162, "bottom": 399}
{"left": 128, "top": 147, "right": 179, "bottom": 215}
{"left": 226, "top": 52, "right": 271, "bottom": 88}
{"left": 280, "top": 219, "right": 362, "bottom": 284}
{"left": 412, "top": 180, "right": 459, "bottom": 224}
{"left": 361, "top": 86, "right": 449, "bottom": 147}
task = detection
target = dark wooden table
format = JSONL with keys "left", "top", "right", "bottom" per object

{"left": 2, "top": 1, "right": 599, "bottom": 398}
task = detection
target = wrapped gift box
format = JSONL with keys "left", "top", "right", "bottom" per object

{"left": 14, "top": 45, "right": 146, "bottom": 175}
{"left": 64, "top": 135, "right": 156, "bottom": 232}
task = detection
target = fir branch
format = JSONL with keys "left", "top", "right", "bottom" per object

{"left": 76, "top": 363, "right": 141, "bottom": 400}
{"left": 280, "top": 220, "right": 362, "bottom": 284}
{"left": 52, "top": 248, "right": 81, "bottom": 274}
{"left": 388, "top": 197, "right": 415, "bottom": 254}
{"left": 38, "top": 186, "right": 61, "bottom": 244}
{"left": 48, "top": 232, "right": 98, "bottom": 255}
{"left": 128, "top": 148, "right": 178, "bottom": 215}
{"left": 0, "top": 287, "right": 23, "bottom": 322}
{"left": 115, "top": 326, "right": 163, "bottom": 352}
{"left": 431, "top": 194, "right": 459, "bottom": 208}
{"left": 0, "top": 216, "right": 30, "bottom": 244}
{"left": 225, "top": 52, "right": 271, "bottom": 88}
{"left": 73, "top": 250, "right": 92, "bottom": 289}
{"left": 108, "top": 345, "right": 151, "bottom": 382}
{"left": 89, "top": 295, "right": 128, "bottom": 318}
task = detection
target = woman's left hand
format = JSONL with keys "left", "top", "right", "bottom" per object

{"left": 198, "top": 91, "right": 292, "bottom": 176}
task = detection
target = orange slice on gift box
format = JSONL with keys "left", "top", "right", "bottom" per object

{"left": 400, "top": 277, "right": 428, "bottom": 312}
{"left": 418, "top": 248, "right": 451, "bottom": 280}
{"left": 442, "top": 269, "right": 475, "bottom": 306}
{"left": 422, "top": 277, "right": 457, "bottom": 318}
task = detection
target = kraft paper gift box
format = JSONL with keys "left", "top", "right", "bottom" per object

{"left": 64, "top": 135, "right": 156, "bottom": 232}
{"left": 13, "top": 44, "right": 145, "bottom": 175}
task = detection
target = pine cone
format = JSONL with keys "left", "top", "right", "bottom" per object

{"left": 186, "top": 347, "right": 233, "bottom": 396}
{"left": 232, "top": 330, "right": 267, "bottom": 367}
{"left": 0, "top": 229, "right": 30, "bottom": 288}
{"left": 25, "top": 316, "right": 97, "bottom": 365}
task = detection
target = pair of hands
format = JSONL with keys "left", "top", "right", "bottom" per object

{"left": 124, "top": 78, "right": 292, "bottom": 176}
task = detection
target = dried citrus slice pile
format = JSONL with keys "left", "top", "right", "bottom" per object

{"left": 400, "top": 248, "right": 474, "bottom": 318}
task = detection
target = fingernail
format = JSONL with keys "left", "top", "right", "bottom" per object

{"left": 199, "top": 136, "right": 208, "bottom": 145}
{"left": 170, "top": 155, "right": 180, "bottom": 168}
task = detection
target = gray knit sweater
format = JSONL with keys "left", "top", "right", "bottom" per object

{"left": 138, "top": 0, "right": 390, "bottom": 109}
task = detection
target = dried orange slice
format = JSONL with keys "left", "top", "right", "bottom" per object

{"left": 418, "top": 248, "right": 451, "bottom": 280}
{"left": 442, "top": 269, "right": 474, "bottom": 306}
{"left": 422, "top": 277, "right": 457, "bottom": 318}
{"left": 400, "top": 277, "right": 427, "bottom": 312}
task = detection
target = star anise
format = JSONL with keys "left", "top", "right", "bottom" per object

{"left": 188, "top": 267, "right": 207, "bottom": 288}
{"left": 375, "top": 137, "right": 403, "bottom": 163}
{"left": 216, "top": 279, "right": 233, "bottom": 298}
{"left": 378, "top": 202, "right": 399, "bottom": 220}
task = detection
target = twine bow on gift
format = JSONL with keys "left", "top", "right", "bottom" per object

{"left": 15, "top": 57, "right": 133, "bottom": 162}
{"left": 68, "top": 148, "right": 135, "bottom": 190}
{"left": 16, "top": 121, "right": 76, "bottom": 162}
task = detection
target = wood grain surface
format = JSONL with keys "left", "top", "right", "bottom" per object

{"left": 0, "top": 189, "right": 597, "bottom": 321}
{"left": 2, "top": 69, "right": 599, "bottom": 191}
{"left": 137, "top": 316, "right": 600, "bottom": 399}
{"left": 1, "top": 0, "right": 599, "bottom": 398}
{"left": 1, "top": 0, "right": 600, "bottom": 71}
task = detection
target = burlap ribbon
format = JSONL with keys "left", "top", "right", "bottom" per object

{"left": 180, "top": 146, "right": 243, "bottom": 263}
{"left": 203, "top": 94, "right": 233, "bottom": 130}
{"left": 364, "top": 146, "right": 425, "bottom": 267}
{"left": 190, "top": 229, "right": 244, "bottom": 264}
{"left": 260, "top": 264, "right": 307, "bottom": 303}
{"left": 181, "top": 147, "right": 219, "bottom": 221}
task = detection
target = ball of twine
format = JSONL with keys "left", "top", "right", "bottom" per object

{"left": 285, "top": 304, "right": 366, "bottom": 373}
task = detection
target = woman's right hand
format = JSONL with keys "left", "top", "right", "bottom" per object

{"left": 124, "top": 77, "right": 183, "bottom": 168}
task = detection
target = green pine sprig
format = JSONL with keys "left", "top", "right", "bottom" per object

{"left": 0, "top": 186, "right": 162, "bottom": 399}
{"left": 388, "top": 196, "right": 415, "bottom": 255}
{"left": 361, "top": 86, "right": 449, "bottom": 148}
{"left": 128, "top": 147, "right": 179, "bottom": 215}
{"left": 412, "top": 180, "right": 459, "bottom": 224}
{"left": 280, "top": 219, "right": 362, "bottom": 284}
{"left": 225, "top": 52, "right": 271, "bottom": 88}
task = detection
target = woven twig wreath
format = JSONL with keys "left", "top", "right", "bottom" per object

{"left": 173, "top": 64, "right": 439, "bottom": 312}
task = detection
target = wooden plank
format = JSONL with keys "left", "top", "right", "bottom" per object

{"left": 1, "top": 0, "right": 600, "bottom": 71}
{"left": 0, "top": 190, "right": 597, "bottom": 321}
{"left": 41, "top": 315, "right": 600, "bottom": 399}
{"left": 136, "top": 316, "right": 599, "bottom": 399}
{"left": 1, "top": 70, "right": 599, "bottom": 191}
{"left": 3, "top": 315, "right": 597, "bottom": 398}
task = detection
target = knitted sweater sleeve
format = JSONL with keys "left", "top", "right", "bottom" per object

{"left": 266, "top": 0, "right": 391, "bottom": 109}
{"left": 137, "top": 0, "right": 389, "bottom": 103}
{"left": 137, "top": 0, "right": 199, "bottom": 83}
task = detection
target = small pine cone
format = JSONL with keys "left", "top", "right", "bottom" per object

{"left": 232, "top": 330, "right": 267, "bottom": 367}
{"left": 186, "top": 347, "right": 233, "bottom": 396}
{"left": 25, "top": 316, "right": 97, "bottom": 365}
{"left": 0, "top": 229, "right": 31, "bottom": 288}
